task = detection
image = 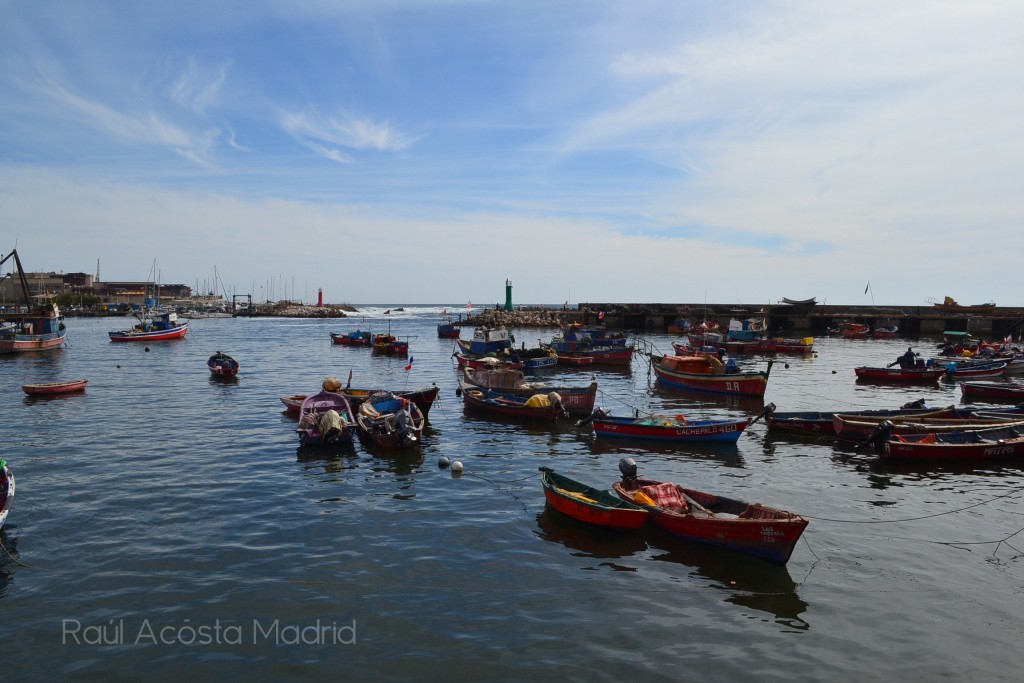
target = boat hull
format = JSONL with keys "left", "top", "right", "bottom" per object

{"left": 854, "top": 366, "right": 945, "bottom": 382}
{"left": 884, "top": 427, "right": 1024, "bottom": 461}
{"left": 592, "top": 415, "right": 748, "bottom": 443}
{"left": 652, "top": 356, "right": 772, "bottom": 396}
{"left": 109, "top": 324, "right": 189, "bottom": 342}
{"left": 961, "top": 382, "right": 1024, "bottom": 401}
{"left": 540, "top": 469, "right": 648, "bottom": 530}
{"left": 462, "top": 387, "right": 566, "bottom": 420}
{"left": 22, "top": 379, "right": 88, "bottom": 395}
{"left": 614, "top": 479, "right": 807, "bottom": 565}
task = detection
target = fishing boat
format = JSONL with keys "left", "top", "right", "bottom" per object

{"left": 0, "top": 459, "right": 14, "bottom": 529}
{"left": 651, "top": 354, "right": 773, "bottom": 397}
{"left": 961, "top": 382, "right": 1024, "bottom": 402}
{"left": 511, "top": 345, "right": 558, "bottom": 370}
{"left": 436, "top": 317, "right": 460, "bottom": 339}
{"left": 108, "top": 310, "right": 188, "bottom": 342}
{"left": 461, "top": 386, "right": 568, "bottom": 421}
{"left": 882, "top": 424, "right": 1024, "bottom": 461}
{"left": 940, "top": 360, "right": 1008, "bottom": 381}
{"left": 613, "top": 458, "right": 808, "bottom": 565}
{"left": 453, "top": 352, "right": 522, "bottom": 371}
{"left": 296, "top": 390, "right": 356, "bottom": 446}
{"left": 556, "top": 353, "right": 594, "bottom": 366}
{"left": 763, "top": 337, "right": 815, "bottom": 354}
{"left": 873, "top": 325, "right": 899, "bottom": 339}
{"left": 538, "top": 467, "right": 649, "bottom": 530}
{"left": 461, "top": 367, "right": 598, "bottom": 416}
{"left": 762, "top": 402, "right": 956, "bottom": 435}
{"left": 371, "top": 332, "right": 409, "bottom": 356}
{"left": 207, "top": 352, "right": 239, "bottom": 377}
{"left": 355, "top": 391, "right": 425, "bottom": 450}
{"left": 22, "top": 379, "right": 88, "bottom": 396}
{"left": 839, "top": 322, "right": 871, "bottom": 339}
{"left": 330, "top": 330, "right": 372, "bottom": 346}
{"left": 833, "top": 411, "right": 1024, "bottom": 442}
{"left": 582, "top": 408, "right": 749, "bottom": 444}
{"left": 932, "top": 296, "right": 996, "bottom": 314}
{"left": 457, "top": 327, "right": 512, "bottom": 356}
{"left": 854, "top": 365, "right": 946, "bottom": 383}
{"left": 0, "top": 250, "right": 68, "bottom": 353}
{"left": 281, "top": 384, "right": 440, "bottom": 419}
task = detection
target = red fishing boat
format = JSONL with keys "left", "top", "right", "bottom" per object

{"left": 22, "top": 379, "right": 88, "bottom": 395}
{"left": 961, "top": 382, "right": 1024, "bottom": 402}
{"left": 584, "top": 408, "right": 749, "bottom": 443}
{"left": 613, "top": 459, "right": 808, "bottom": 565}
{"left": 539, "top": 467, "right": 649, "bottom": 530}
{"left": 883, "top": 425, "right": 1024, "bottom": 461}
{"left": 109, "top": 310, "right": 188, "bottom": 342}
{"left": 832, "top": 411, "right": 1024, "bottom": 442}
{"left": 839, "top": 322, "right": 871, "bottom": 338}
{"left": 651, "top": 355, "right": 773, "bottom": 396}
{"left": 207, "top": 352, "right": 239, "bottom": 377}
{"left": 556, "top": 353, "right": 594, "bottom": 366}
{"left": 330, "top": 330, "right": 372, "bottom": 346}
{"left": 854, "top": 365, "right": 945, "bottom": 383}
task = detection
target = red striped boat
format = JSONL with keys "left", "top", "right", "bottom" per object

{"left": 883, "top": 425, "right": 1024, "bottom": 461}
{"left": 652, "top": 355, "right": 772, "bottom": 396}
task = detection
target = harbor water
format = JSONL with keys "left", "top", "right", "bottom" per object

{"left": 1, "top": 308, "right": 1023, "bottom": 681}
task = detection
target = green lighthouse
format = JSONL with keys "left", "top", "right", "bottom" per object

{"left": 504, "top": 279, "right": 513, "bottom": 312}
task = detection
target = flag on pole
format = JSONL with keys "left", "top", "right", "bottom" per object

{"left": 405, "top": 355, "right": 414, "bottom": 371}
{"left": 864, "top": 282, "right": 870, "bottom": 294}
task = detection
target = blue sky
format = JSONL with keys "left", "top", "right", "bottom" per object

{"left": 2, "top": 1, "right": 1022, "bottom": 306}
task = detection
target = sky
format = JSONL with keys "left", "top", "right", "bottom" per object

{"left": 2, "top": 0, "right": 1022, "bottom": 306}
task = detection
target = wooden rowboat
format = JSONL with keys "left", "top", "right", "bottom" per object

{"left": 961, "top": 381, "right": 1024, "bottom": 402}
{"left": 613, "top": 459, "right": 808, "bottom": 565}
{"left": 355, "top": 391, "right": 425, "bottom": 450}
{"left": 854, "top": 365, "right": 946, "bottom": 383}
{"left": 652, "top": 355, "right": 773, "bottom": 397}
{"left": 281, "top": 385, "right": 440, "bottom": 418}
{"left": 585, "top": 409, "right": 749, "bottom": 443}
{"left": 883, "top": 425, "right": 1024, "bottom": 461}
{"left": 462, "top": 386, "right": 568, "bottom": 421}
{"left": 22, "top": 379, "right": 88, "bottom": 395}
{"left": 207, "top": 352, "right": 239, "bottom": 377}
{"left": 296, "top": 391, "right": 356, "bottom": 446}
{"left": 539, "top": 467, "right": 648, "bottom": 530}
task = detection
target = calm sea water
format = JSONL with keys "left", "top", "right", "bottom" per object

{"left": 2, "top": 307, "right": 1023, "bottom": 682}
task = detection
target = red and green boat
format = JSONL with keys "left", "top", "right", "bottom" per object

{"left": 539, "top": 467, "right": 649, "bottom": 530}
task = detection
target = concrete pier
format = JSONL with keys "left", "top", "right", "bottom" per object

{"left": 576, "top": 302, "right": 1024, "bottom": 339}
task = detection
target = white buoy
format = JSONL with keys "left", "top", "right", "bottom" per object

{"left": 438, "top": 456, "right": 450, "bottom": 469}
{"left": 451, "top": 461, "right": 464, "bottom": 473}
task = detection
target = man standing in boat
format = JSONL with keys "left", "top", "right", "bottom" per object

{"left": 895, "top": 347, "right": 917, "bottom": 368}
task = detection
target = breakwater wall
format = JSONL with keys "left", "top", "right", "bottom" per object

{"left": 573, "top": 303, "right": 1024, "bottom": 339}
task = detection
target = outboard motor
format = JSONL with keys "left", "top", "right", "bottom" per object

{"left": 860, "top": 419, "right": 896, "bottom": 454}
{"left": 576, "top": 407, "right": 606, "bottom": 428}
{"left": 618, "top": 457, "right": 639, "bottom": 486}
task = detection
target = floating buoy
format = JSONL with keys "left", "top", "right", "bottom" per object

{"left": 452, "top": 461, "right": 464, "bottom": 473}
{"left": 116, "top": 364, "right": 121, "bottom": 369}
{"left": 784, "top": 363, "right": 790, "bottom": 369}
{"left": 832, "top": 370, "right": 837, "bottom": 374}
{"left": 438, "top": 456, "right": 450, "bottom": 469}
{"left": 144, "top": 347, "right": 150, "bottom": 352}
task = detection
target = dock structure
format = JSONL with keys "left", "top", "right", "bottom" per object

{"left": 577, "top": 302, "right": 1024, "bottom": 339}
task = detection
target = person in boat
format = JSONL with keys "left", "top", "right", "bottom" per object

{"left": 896, "top": 347, "right": 917, "bottom": 369}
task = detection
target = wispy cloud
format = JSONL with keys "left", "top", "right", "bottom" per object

{"left": 280, "top": 108, "right": 420, "bottom": 162}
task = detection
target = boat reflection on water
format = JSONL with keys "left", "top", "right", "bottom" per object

{"left": 585, "top": 436, "right": 745, "bottom": 468}
{"left": 295, "top": 442, "right": 357, "bottom": 474}
{"left": 645, "top": 530, "right": 810, "bottom": 629}
{"left": 536, "top": 508, "right": 809, "bottom": 628}
{"left": 534, "top": 508, "right": 648, "bottom": 567}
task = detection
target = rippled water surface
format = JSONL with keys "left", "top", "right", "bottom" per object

{"left": 2, "top": 308, "right": 1023, "bottom": 681}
